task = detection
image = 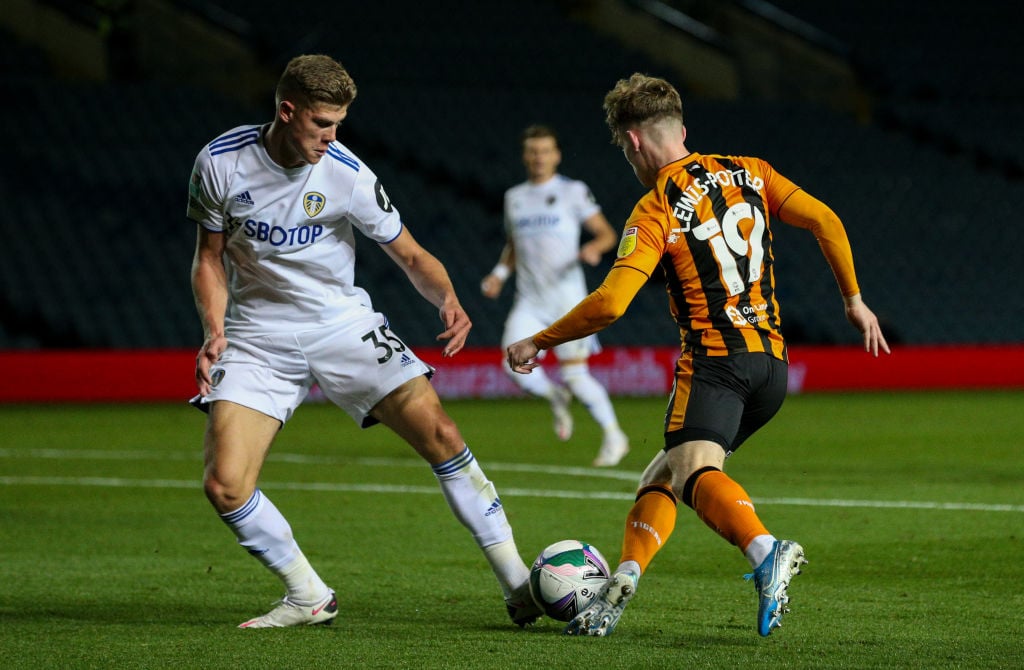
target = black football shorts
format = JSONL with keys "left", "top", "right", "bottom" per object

{"left": 663, "top": 350, "right": 788, "bottom": 456}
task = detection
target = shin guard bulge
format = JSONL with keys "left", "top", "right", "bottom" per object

{"left": 689, "top": 469, "right": 769, "bottom": 551}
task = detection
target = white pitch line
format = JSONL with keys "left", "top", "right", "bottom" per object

{"left": 757, "top": 497, "right": 1024, "bottom": 513}
{"left": 0, "top": 474, "right": 1021, "bottom": 512}
{"left": 0, "top": 475, "right": 631, "bottom": 501}
{"left": 0, "top": 447, "right": 641, "bottom": 481}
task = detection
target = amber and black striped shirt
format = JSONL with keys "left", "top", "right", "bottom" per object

{"left": 533, "top": 152, "right": 860, "bottom": 361}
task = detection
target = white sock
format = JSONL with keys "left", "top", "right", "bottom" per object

{"left": 616, "top": 560, "right": 642, "bottom": 581}
{"left": 483, "top": 539, "right": 532, "bottom": 599}
{"left": 277, "top": 550, "right": 331, "bottom": 605}
{"left": 220, "top": 489, "right": 329, "bottom": 603}
{"left": 432, "top": 446, "right": 527, "bottom": 595}
{"left": 745, "top": 534, "right": 778, "bottom": 569}
{"left": 561, "top": 363, "right": 620, "bottom": 433}
{"left": 505, "top": 361, "right": 558, "bottom": 400}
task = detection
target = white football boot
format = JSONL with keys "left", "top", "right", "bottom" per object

{"left": 238, "top": 590, "right": 338, "bottom": 628}
{"left": 593, "top": 429, "right": 629, "bottom": 467}
{"left": 505, "top": 582, "right": 544, "bottom": 627}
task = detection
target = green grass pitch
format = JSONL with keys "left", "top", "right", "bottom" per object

{"left": 1, "top": 391, "right": 1022, "bottom": 668}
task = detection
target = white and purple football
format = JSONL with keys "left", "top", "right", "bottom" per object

{"left": 529, "top": 540, "right": 611, "bottom": 621}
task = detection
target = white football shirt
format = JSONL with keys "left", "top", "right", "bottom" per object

{"left": 503, "top": 174, "right": 601, "bottom": 321}
{"left": 187, "top": 124, "right": 401, "bottom": 335}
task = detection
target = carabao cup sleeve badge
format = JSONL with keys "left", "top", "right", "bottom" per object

{"left": 617, "top": 226, "right": 638, "bottom": 258}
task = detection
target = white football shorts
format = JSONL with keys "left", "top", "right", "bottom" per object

{"left": 501, "top": 302, "right": 600, "bottom": 362}
{"left": 200, "top": 312, "right": 433, "bottom": 426}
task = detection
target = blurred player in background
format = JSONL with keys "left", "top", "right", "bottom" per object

{"left": 481, "top": 125, "right": 629, "bottom": 467}
{"left": 508, "top": 74, "right": 889, "bottom": 637}
{"left": 188, "top": 54, "right": 541, "bottom": 629}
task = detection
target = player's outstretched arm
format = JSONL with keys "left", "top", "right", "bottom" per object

{"left": 777, "top": 190, "right": 889, "bottom": 357}
{"left": 191, "top": 226, "right": 229, "bottom": 394}
{"left": 844, "top": 293, "right": 890, "bottom": 357}
{"left": 507, "top": 266, "right": 646, "bottom": 374}
{"left": 381, "top": 228, "right": 472, "bottom": 357}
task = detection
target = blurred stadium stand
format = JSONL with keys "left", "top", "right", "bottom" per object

{"left": 0, "top": 0, "right": 1020, "bottom": 351}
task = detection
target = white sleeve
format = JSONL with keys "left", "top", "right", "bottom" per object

{"left": 503, "top": 189, "right": 514, "bottom": 237}
{"left": 571, "top": 180, "right": 602, "bottom": 222}
{"left": 348, "top": 163, "right": 404, "bottom": 244}
{"left": 186, "top": 149, "right": 226, "bottom": 232}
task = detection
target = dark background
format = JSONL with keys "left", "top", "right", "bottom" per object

{"left": 2, "top": 0, "right": 1021, "bottom": 350}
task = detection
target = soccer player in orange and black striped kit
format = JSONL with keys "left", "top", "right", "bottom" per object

{"left": 507, "top": 73, "right": 889, "bottom": 638}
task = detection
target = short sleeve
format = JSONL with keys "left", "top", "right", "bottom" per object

{"left": 186, "top": 149, "right": 225, "bottom": 232}
{"left": 571, "top": 180, "right": 602, "bottom": 221}
{"left": 347, "top": 164, "right": 404, "bottom": 244}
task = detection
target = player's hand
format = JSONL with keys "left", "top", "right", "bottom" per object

{"left": 507, "top": 337, "right": 541, "bottom": 374}
{"left": 437, "top": 300, "right": 472, "bottom": 357}
{"left": 844, "top": 294, "right": 890, "bottom": 357}
{"left": 195, "top": 334, "right": 228, "bottom": 395}
{"left": 480, "top": 273, "right": 503, "bottom": 299}
{"left": 579, "top": 243, "right": 603, "bottom": 267}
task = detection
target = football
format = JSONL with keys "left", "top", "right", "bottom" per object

{"left": 529, "top": 540, "right": 611, "bottom": 621}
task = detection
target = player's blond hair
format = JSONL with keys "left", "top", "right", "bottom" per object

{"left": 276, "top": 54, "right": 357, "bottom": 109}
{"left": 603, "top": 73, "right": 683, "bottom": 145}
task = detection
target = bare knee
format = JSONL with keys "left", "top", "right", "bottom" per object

{"left": 201, "top": 401, "right": 278, "bottom": 514}
{"left": 203, "top": 469, "right": 254, "bottom": 514}
{"left": 431, "top": 412, "right": 464, "bottom": 454}
{"left": 666, "top": 440, "right": 727, "bottom": 502}
{"left": 396, "top": 403, "right": 465, "bottom": 463}
{"left": 372, "top": 378, "right": 466, "bottom": 464}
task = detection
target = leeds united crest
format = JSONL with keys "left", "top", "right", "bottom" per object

{"left": 304, "top": 192, "right": 326, "bottom": 218}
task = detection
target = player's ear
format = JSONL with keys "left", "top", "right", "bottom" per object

{"left": 625, "top": 129, "right": 642, "bottom": 152}
{"left": 277, "top": 99, "right": 297, "bottom": 123}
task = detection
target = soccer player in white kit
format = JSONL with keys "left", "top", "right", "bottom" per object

{"left": 481, "top": 125, "right": 629, "bottom": 467}
{"left": 187, "top": 54, "right": 541, "bottom": 628}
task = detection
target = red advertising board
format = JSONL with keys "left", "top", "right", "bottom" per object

{"left": 0, "top": 345, "right": 1021, "bottom": 403}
